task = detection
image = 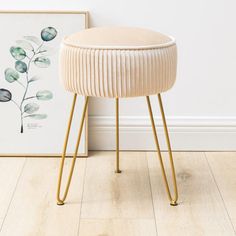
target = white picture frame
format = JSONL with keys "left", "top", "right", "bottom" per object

{"left": 0, "top": 11, "right": 89, "bottom": 157}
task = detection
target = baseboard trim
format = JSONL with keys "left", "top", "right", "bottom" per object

{"left": 88, "top": 116, "right": 236, "bottom": 151}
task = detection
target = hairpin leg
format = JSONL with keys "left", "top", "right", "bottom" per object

{"left": 115, "top": 97, "right": 121, "bottom": 173}
{"left": 146, "top": 95, "right": 178, "bottom": 206}
{"left": 57, "top": 95, "right": 89, "bottom": 205}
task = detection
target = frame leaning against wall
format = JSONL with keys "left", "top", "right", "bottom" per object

{"left": 0, "top": 11, "right": 89, "bottom": 157}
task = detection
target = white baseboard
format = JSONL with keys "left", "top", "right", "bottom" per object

{"left": 88, "top": 116, "right": 236, "bottom": 151}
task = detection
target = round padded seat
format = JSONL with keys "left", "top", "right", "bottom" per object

{"left": 59, "top": 27, "right": 177, "bottom": 98}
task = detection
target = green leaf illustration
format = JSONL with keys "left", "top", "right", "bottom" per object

{"left": 15, "top": 61, "right": 27, "bottom": 73}
{"left": 41, "top": 27, "right": 57, "bottom": 41}
{"left": 4, "top": 68, "right": 20, "bottom": 82}
{"left": 25, "top": 114, "right": 47, "bottom": 119}
{"left": 10, "top": 47, "right": 26, "bottom": 60}
{"left": 7, "top": 27, "right": 58, "bottom": 133}
{"left": 38, "top": 45, "right": 56, "bottom": 56}
{"left": 36, "top": 90, "right": 53, "bottom": 101}
{"left": 28, "top": 75, "right": 39, "bottom": 83}
{"left": 16, "top": 40, "right": 34, "bottom": 51}
{"left": 24, "top": 103, "right": 39, "bottom": 114}
{"left": 34, "top": 57, "right": 50, "bottom": 68}
{"left": 0, "top": 88, "right": 12, "bottom": 102}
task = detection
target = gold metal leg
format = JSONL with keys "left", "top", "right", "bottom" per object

{"left": 57, "top": 95, "right": 89, "bottom": 205}
{"left": 115, "top": 98, "right": 121, "bottom": 173}
{"left": 146, "top": 95, "right": 178, "bottom": 206}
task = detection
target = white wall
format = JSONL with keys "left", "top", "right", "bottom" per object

{"left": 1, "top": 0, "right": 236, "bottom": 150}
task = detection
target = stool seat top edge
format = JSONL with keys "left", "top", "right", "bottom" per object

{"left": 62, "top": 26, "right": 176, "bottom": 50}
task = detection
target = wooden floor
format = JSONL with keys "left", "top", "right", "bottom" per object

{"left": 0, "top": 152, "right": 235, "bottom": 236}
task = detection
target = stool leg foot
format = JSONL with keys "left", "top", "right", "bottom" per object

{"left": 115, "top": 98, "right": 121, "bottom": 173}
{"left": 170, "top": 200, "right": 178, "bottom": 206}
{"left": 56, "top": 95, "right": 89, "bottom": 205}
{"left": 57, "top": 200, "right": 64, "bottom": 206}
{"left": 146, "top": 95, "right": 178, "bottom": 206}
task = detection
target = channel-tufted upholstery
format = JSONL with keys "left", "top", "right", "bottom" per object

{"left": 59, "top": 27, "right": 177, "bottom": 98}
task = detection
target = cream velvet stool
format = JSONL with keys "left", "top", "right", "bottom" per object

{"left": 57, "top": 27, "right": 178, "bottom": 206}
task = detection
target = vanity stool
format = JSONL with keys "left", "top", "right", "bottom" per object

{"left": 57, "top": 27, "right": 178, "bottom": 206}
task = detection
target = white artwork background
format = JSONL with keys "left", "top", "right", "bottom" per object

{"left": 0, "top": 13, "right": 87, "bottom": 155}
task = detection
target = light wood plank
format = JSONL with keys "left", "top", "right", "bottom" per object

{"left": 81, "top": 152, "right": 154, "bottom": 219}
{"left": 0, "top": 158, "right": 86, "bottom": 236}
{"left": 78, "top": 219, "right": 157, "bottom": 236}
{"left": 147, "top": 152, "right": 235, "bottom": 236}
{"left": 206, "top": 152, "right": 236, "bottom": 232}
{"left": 0, "top": 158, "right": 25, "bottom": 229}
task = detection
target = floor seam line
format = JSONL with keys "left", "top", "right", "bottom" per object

{"left": 77, "top": 158, "right": 88, "bottom": 236}
{"left": 146, "top": 153, "right": 159, "bottom": 236}
{"left": 204, "top": 152, "right": 236, "bottom": 236}
{"left": 78, "top": 217, "right": 156, "bottom": 220}
{"left": 0, "top": 158, "right": 27, "bottom": 233}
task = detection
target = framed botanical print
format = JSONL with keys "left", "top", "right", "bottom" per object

{"left": 0, "top": 11, "right": 89, "bottom": 157}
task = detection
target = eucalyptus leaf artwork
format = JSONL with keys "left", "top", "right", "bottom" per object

{"left": 0, "top": 26, "right": 57, "bottom": 133}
